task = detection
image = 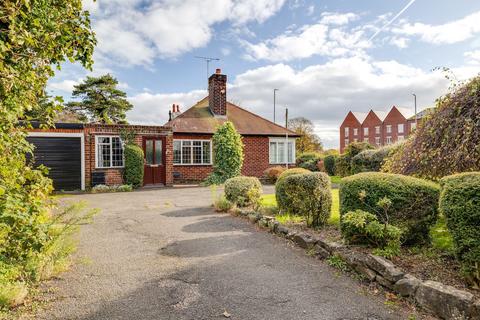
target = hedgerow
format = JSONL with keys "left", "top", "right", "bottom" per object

{"left": 224, "top": 176, "right": 262, "bottom": 208}
{"left": 275, "top": 168, "right": 310, "bottom": 212}
{"left": 351, "top": 145, "right": 394, "bottom": 174}
{"left": 439, "top": 172, "right": 480, "bottom": 286}
{"left": 340, "top": 172, "right": 440, "bottom": 245}
{"left": 324, "top": 154, "right": 337, "bottom": 176}
{"left": 123, "top": 144, "right": 144, "bottom": 188}
{"left": 336, "top": 142, "right": 373, "bottom": 177}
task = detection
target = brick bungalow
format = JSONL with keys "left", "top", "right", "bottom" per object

{"left": 27, "top": 123, "right": 173, "bottom": 191}
{"left": 165, "top": 69, "right": 300, "bottom": 183}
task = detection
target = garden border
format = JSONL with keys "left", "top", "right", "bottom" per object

{"left": 234, "top": 209, "right": 480, "bottom": 320}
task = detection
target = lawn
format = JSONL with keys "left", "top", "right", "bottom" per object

{"left": 330, "top": 176, "right": 342, "bottom": 184}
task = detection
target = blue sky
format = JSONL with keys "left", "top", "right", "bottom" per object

{"left": 48, "top": 0, "right": 480, "bottom": 148}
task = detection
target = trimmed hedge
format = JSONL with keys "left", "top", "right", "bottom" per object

{"left": 351, "top": 145, "right": 394, "bottom": 174}
{"left": 275, "top": 168, "right": 311, "bottom": 212}
{"left": 123, "top": 144, "right": 144, "bottom": 188}
{"left": 324, "top": 154, "right": 337, "bottom": 176}
{"left": 281, "top": 172, "right": 332, "bottom": 227}
{"left": 296, "top": 152, "right": 322, "bottom": 171}
{"left": 440, "top": 172, "right": 480, "bottom": 285}
{"left": 340, "top": 172, "right": 440, "bottom": 244}
{"left": 224, "top": 176, "right": 262, "bottom": 207}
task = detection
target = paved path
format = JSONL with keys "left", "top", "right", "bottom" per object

{"left": 36, "top": 187, "right": 411, "bottom": 320}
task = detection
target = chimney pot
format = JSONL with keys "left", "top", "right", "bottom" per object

{"left": 172, "top": 104, "right": 176, "bottom": 112}
{"left": 216, "top": 68, "right": 221, "bottom": 74}
{"left": 176, "top": 105, "right": 180, "bottom": 113}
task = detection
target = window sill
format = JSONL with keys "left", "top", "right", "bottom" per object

{"left": 95, "top": 166, "right": 125, "bottom": 170}
{"left": 173, "top": 163, "right": 213, "bottom": 166}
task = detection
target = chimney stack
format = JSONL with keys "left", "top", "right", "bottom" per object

{"left": 171, "top": 104, "right": 181, "bottom": 120}
{"left": 208, "top": 68, "right": 227, "bottom": 116}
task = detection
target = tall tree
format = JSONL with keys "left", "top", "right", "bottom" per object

{"left": 288, "top": 117, "right": 323, "bottom": 153}
{"left": 0, "top": 0, "right": 95, "bottom": 300}
{"left": 66, "top": 74, "right": 133, "bottom": 124}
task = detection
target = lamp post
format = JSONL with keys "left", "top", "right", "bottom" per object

{"left": 412, "top": 93, "right": 417, "bottom": 127}
{"left": 273, "top": 89, "right": 279, "bottom": 124}
{"left": 285, "top": 107, "right": 289, "bottom": 169}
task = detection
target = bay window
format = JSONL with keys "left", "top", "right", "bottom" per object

{"left": 269, "top": 138, "right": 296, "bottom": 164}
{"left": 96, "top": 136, "right": 124, "bottom": 168}
{"left": 173, "top": 140, "right": 211, "bottom": 165}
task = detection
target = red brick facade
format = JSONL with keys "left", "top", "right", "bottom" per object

{"left": 340, "top": 106, "right": 418, "bottom": 153}
{"left": 172, "top": 133, "right": 292, "bottom": 183}
{"left": 29, "top": 124, "right": 173, "bottom": 189}
{"left": 208, "top": 69, "right": 227, "bottom": 116}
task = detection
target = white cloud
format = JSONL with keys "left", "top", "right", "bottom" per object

{"left": 242, "top": 15, "right": 370, "bottom": 61}
{"left": 320, "top": 12, "right": 359, "bottom": 25}
{"left": 465, "top": 50, "right": 480, "bottom": 65}
{"left": 389, "top": 37, "right": 409, "bottom": 49}
{"left": 125, "top": 57, "right": 479, "bottom": 148}
{"left": 47, "top": 79, "right": 80, "bottom": 93}
{"left": 87, "top": 0, "right": 286, "bottom": 66}
{"left": 393, "top": 11, "right": 480, "bottom": 45}
{"left": 307, "top": 5, "right": 315, "bottom": 16}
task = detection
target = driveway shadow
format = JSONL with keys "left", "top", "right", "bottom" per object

{"left": 181, "top": 215, "right": 253, "bottom": 234}
{"left": 163, "top": 207, "right": 215, "bottom": 218}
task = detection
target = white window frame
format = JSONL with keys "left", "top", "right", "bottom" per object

{"left": 375, "top": 137, "right": 381, "bottom": 145}
{"left": 344, "top": 138, "right": 349, "bottom": 146}
{"left": 344, "top": 127, "right": 349, "bottom": 136}
{"left": 386, "top": 125, "right": 392, "bottom": 134}
{"left": 398, "top": 123, "right": 405, "bottom": 134}
{"left": 398, "top": 135, "right": 405, "bottom": 142}
{"left": 375, "top": 126, "right": 380, "bottom": 134}
{"left": 28, "top": 132, "right": 86, "bottom": 190}
{"left": 386, "top": 136, "right": 393, "bottom": 145}
{"left": 95, "top": 135, "right": 124, "bottom": 169}
{"left": 173, "top": 139, "right": 212, "bottom": 165}
{"left": 363, "top": 127, "right": 369, "bottom": 136}
{"left": 269, "top": 137, "right": 296, "bottom": 164}
{"left": 410, "top": 122, "right": 417, "bottom": 131}
{"left": 353, "top": 128, "right": 358, "bottom": 136}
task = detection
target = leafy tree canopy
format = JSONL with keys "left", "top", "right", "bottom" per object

{"left": 66, "top": 74, "right": 133, "bottom": 124}
{"left": 383, "top": 75, "right": 480, "bottom": 179}
{"left": 288, "top": 117, "right": 323, "bottom": 153}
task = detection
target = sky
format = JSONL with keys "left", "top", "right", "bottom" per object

{"left": 47, "top": 0, "right": 480, "bottom": 149}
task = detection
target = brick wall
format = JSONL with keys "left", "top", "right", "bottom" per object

{"left": 173, "top": 133, "right": 292, "bottom": 183}
{"left": 339, "top": 112, "right": 362, "bottom": 153}
{"left": 208, "top": 70, "right": 227, "bottom": 116}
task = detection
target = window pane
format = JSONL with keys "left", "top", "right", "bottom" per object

{"left": 182, "top": 141, "right": 191, "bottom": 164}
{"left": 145, "top": 140, "right": 154, "bottom": 164}
{"left": 173, "top": 141, "right": 181, "bottom": 164}
{"left": 155, "top": 140, "right": 162, "bottom": 164}
{"left": 202, "top": 141, "right": 211, "bottom": 163}
{"left": 111, "top": 137, "right": 123, "bottom": 167}
{"left": 287, "top": 142, "right": 293, "bottom": 163}
{"left": 192, "top": 141, "right": 202, "bottom": 164}
{"left": 98, "top": 143, "right": 111, "bottom": 167}
{"left": 269, "top": 142, "right": 277, "bottom": 163}
{"left": 278, "top": 142, "right": 285, "bottom": 163}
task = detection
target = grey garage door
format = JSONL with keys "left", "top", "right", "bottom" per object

{"left": 27, "top": 136, "right": 82, "bottom": 191}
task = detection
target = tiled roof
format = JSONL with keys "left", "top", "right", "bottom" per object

{"left": 352, "top": 112, "right": 368, "bottom": 123}
{"left": 372, "top": 110, "right": 388, "bottom": 121}
{"left": 396, "top": 107, "right": 415, "bottom": 119}
{"left": 165, "top": 97, "right": 300, "bottom": 136}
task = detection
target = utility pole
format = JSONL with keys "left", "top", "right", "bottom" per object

{"left": 273, "top": 88, "right": 279, "bottom": 124}
{"left": 412, "top": 93, "right": 417, "bottom": 128}
{"left": 195, "top": 56, "right": 220, "bottom": 81}
{"left": 285, "top": 107, "right": 289, "bottom": 169}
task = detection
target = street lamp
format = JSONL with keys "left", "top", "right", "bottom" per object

{"left": 273, "top": 89, "right": 279, "bottom": 124}
{"left": 412, "top": 93, "right": 417, "bottom": 127}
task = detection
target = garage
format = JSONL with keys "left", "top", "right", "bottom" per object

{"left": 27, "top": 131, "right": 85, "bottom": 191}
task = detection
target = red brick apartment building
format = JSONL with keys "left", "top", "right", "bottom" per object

{"left": 26, "top": 69, "right": 298, "bottom": 190}
{"left": 339, "top": 106, "right": 422, "bottom": 153}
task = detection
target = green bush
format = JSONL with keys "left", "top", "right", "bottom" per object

{"left": 351, "top": 145, "right": 394, "bottom": 174}
{"left": 296, "top": 152, "right": 322, "bottom": 171}
{"left": 383, "top": 76, "right": 480, "bottom": 179}
{"left": 224, "top": 176, "right": 262, "bottom": 207}
{"left": 213, "top": 196, "right": 233, "bottom": 212}
{"left": 341, "top": 210, "right": 402, "bottom": 257}
{"left": 123, "top": 144, "right": 144, "bottom": 188}
{"left": 336, "top": 142, "right": 374, "bottom": 177}
{"left": 275, "top": 168, "right": 311, "bottom": 211}
{"left": 340, "top": 172, "right": 440, "bottom": 244}
{"left": 439, "top": 172, "right": 480, "bottom": 286}
{"left": 205, "top": 122, "right": 244, "bottom": 185}
{"left": 279, "top": 172, "right": 331, "bottom": 227}
{"left": 324, "top": 154, "right": 337, "bottom": 176}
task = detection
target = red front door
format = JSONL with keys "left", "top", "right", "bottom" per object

{"left": 143, "top": 137, "right": 166, "bottom": 185}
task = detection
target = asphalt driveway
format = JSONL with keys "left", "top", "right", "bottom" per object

{"left": 35, "top": 186, "right": 413, "bottom": 320}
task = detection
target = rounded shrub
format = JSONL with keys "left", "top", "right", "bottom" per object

{"left": 275, "top": 168, "right": 311, "bottom": 212}
{"left": 282, "top": 172, "right": 332, "bottom": 227}
{"left": 224, "top": 176, "right": 262, "bottom": 207}
{"left": 439, "top": 172, "right": 480, "bottom": 286}
{"left": 123, "top": 144, "right": 144, "bottom": 188}
{"left": 324, "top": 154, "right": 337, "bottom": 176}
{"left": 340, "top": 172, "right": 440, "bottom": 244}
{"left": 296, "top": 152, "right": 322, "bottom": 171}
